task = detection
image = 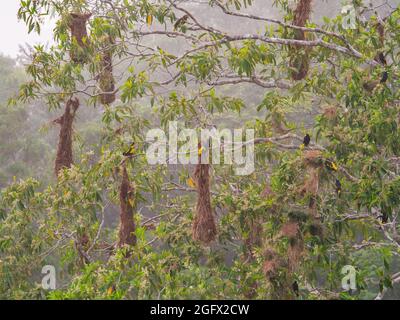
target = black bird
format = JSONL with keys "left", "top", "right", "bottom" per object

{"left": 377, "top": 52, "right": 387, "bottom": 65}
{"left": 292, "top": 281, "right": 299, "bottom": 297}
{"left": 381, "top": 211, "right": 389, "bottom": 223}
{"left": 335, "top": 179, "right": 342, "bottom": 196}
{"left": 380, "top": 71, "right": 388, "bottom": 83}
{"left": 123, "top": 142, "right": 136, "bottom": 157}
{"left": 379, "top": 211, "right": 389, "bottom": 223}
{"left": 303, "top": 134, "right": 311, "bottom": 147}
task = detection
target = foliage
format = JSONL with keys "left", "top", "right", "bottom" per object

{"left": 0, "top": 0, "right": 400, "bottom": 300}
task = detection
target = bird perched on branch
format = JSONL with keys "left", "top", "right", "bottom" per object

{"left": 174, "top": 15, "right": 189, "bottom": 31}
{"left": 123, "top": 142, "right": 136, "bottom": 157}
{"left": 325, "top": 159, "right": 338, "bottom": 172}
{"left": 379, "top": 211, "right": 389, "bottom": 223}
{"left": 299, "top": 133, "right": 311, "bottom": 150}
{"left": 292, "top": 281, "right": 299, "bottom": 297}
{"left": 335, "top": 179, "right": 342, "bottom": 196}
{"left": 378, "top": 205, "right": 390, "bottom": 224}
{"left": 375, "top": 52, "right": 387, "bottom": 66}
{"left": 380, "top": 71, "right": 388, "bottom": 83}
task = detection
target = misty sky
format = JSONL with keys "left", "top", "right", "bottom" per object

{"left": 1, "top": 0, "right": 399, "bottom": 58}
{"left": 0, "top": 1, "right": 53, "bottom": 58}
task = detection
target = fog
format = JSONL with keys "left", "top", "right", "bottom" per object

{"left": 0, "top": 0, "right": 54, "bottom": 58}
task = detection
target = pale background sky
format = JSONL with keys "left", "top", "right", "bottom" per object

{"left": 1, "top": 0, "right": 399, "bottom": 58}
{"left": 0, "top": 1, "right": 53, "bottom": 58}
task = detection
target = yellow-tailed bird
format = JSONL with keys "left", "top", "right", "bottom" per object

{"left": 198, "top": 146, "right": 204, "bottom": 156}
{"left": 187, "top": 177, "right": 197, "bottom": 189}
{"left": 325, "top": 159, "right": 338, "bottom": 172}
{"left": 123, "top": 142, "right": 136, "bottom": 157}
{"left": 146, "top": 14, "right": 153, "bottom": 26}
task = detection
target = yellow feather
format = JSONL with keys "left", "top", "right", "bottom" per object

{"left": 146, "top": 14, "right": 153, "bottom": 26}
{"left": 187, "top": 177, "right": 196, "bottom": 188}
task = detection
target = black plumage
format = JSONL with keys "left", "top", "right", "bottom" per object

{"left": 292, "top": 281, "right": 299, "bottom": 297}
{"left": 123, "top": 143, "right": 135, "bottom": 157}
{"left": 377, "top": 52, "right": 387, "bottom": 66}
{"left": 380, "top": 71, "right": 388, "bottom": 83}
{"left": 379, "top": 211, "right": 389, "bottom": 223}
{"left": 303, "top": 134, "right": 311, "bottom": 147}
{"left": 335, "top": 179, "right": 342, "bottom": 195}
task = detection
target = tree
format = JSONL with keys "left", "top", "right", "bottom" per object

{"left": 0, "top": 0, "right": 399, "bottom": 299}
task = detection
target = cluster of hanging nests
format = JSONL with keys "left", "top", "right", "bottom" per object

{"left": 55, "top": 12, "right": 117, "bottom": 176}
{"left": 260, "top": 147, "right": 337, "bottom": 298}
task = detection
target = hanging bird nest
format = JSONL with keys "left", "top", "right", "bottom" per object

{"left": 376, "top": 21, "right": 385, "bottom": 47}
{"left": 374, "top": 21, "right": 387, "bottom": 65}
{"left": 289, "top": 52, "right": 310, "bottom": 81}
{"left": 54, "top": 98, "right": 79, "bottom": 175}
{"left": 98, "top": 36, "right": 116, "bottom": 105}
{"left": 69, "top": 13, "right": 91, "bottom": 64}
{"left": 263, "top": 247, "right": 281, "bottom": 280}
{"left": 243, "top": 218, "right": 263, "bottom": 298}
{"left": 288, "top": 210, "right": 308, "bottom": 223}
{"left": 302, "top": 150, "right": 323, "bottom": 168}
{"left": 289, "top": 0, "right": 313, "bottom": 80}
{"left": 308, "top": 220, "right": 324, "bottom": 241}
{"left": 192, "top": 159, "right": 217, "bottom": 245}
{"left": 118, "top": 163, "right": 137, "bottom": 248}
{"left": 287, "top": 236, "right": 304, "bottom": 273}
{"left": 293, "top": 0, "right": 313, "bottom": 31}
{"left": 244, "top": 218, "right": 263, "bottom": 261}
{"left": 280, "top": 221, "right": 304, "bottom": 274}
{"left": 280, "top": 221, "right": 300, "bottom": 240}
{"left": 300, "top": 167, "right": 320, "bottom": 196}
{"left": 323, "top": 105, "right": 338, "bottom": 120}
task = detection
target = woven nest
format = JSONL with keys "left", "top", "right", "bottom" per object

{"left": 280, "top": 221, "right": 300, "bottom": 239}
{"left": 118, "top": 163, "right": 137, "bottom": 248}
{"left": 300, "top": 168, "right": 320, "bottom": 196}
{"left": 302, "top": 150, "right": 323, "bottom": 168}
{"left": 288, "top": 210, "right": 308, "bottom": 223}
{"left": 323, "top": 105, "right": 338, "bottom": 120}
{"left": 289, "top": 0, "right": 313, "bottom": 80}
{"left": 69, "top": 13, "right": 91, "bottom": 64}
{"left": 376, "top": 22, "right": 385, "bottom": 45}
{"left": 263, "top": 247, "right": 281, "bottom": 280}
{"left": 98, "top": 36, "right": 116, "bottom": 105}
{"left": 287, "top": 237, "right": 304, "bottom": 273}
{"left": 54, "top": 98, "right": 79, "bottom": 175}
{"left": 308, "top": 220, "right": 324, "bottom": 241}
{"left": 244, "top": 218, "right": 263, "bottom": 261}
{"left": 289, "top": 51, "right": 310, "bottom": 81}
{"left": 192, "top": 162, "right": 217, "bottom": 245}
{"left": 293, "top": 0, "right": 313, "bottom": 31}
